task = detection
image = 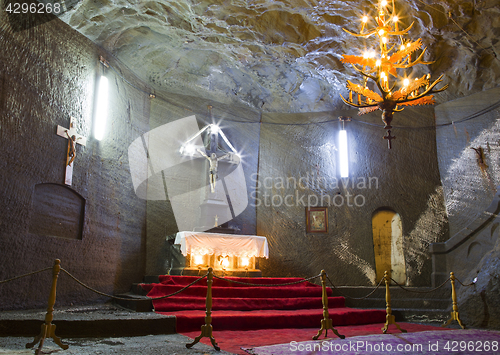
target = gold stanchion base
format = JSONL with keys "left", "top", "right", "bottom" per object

{"left": 313, "top": 318, "right": 345, "bottom": 340}
{"left": 26, "top": 323, "right": 69, "bottom": 355}
{"left": 186, "top": 324, "right": 220, "bottom": 351}
{"left": 382, "top": 314, "right": 407, "bottom": 334}
{"left": 442, "top": 311, "right": 466, "bottom": 329}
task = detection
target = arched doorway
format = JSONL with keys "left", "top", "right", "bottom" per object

{"left": 372, "top": 210, "right": 406, "bottom": 285}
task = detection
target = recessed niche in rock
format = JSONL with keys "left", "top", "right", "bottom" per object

{"left": 29, "top": 183, "right": 85, "bottom": 240}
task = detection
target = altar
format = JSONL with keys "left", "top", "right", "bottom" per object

{"left": 172, "top": 231, "right": 269, "bottom": 276}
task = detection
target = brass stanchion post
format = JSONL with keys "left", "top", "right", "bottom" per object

{"left": 442, "top": 272, "right": 465, "bottom": 329}
{"left": 26, "top": 259, "right": 69, "bottom": 354}
{"left": 313, "top": 270, "right": 345, "bottom": 340}
{"left": 186, "top": 267, "right": 220, "bottom": 351}
{"left": 381, "top": 271, "right": 406, "bottom": 334}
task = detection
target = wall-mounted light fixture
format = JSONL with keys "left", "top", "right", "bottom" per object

{"left": 339, "top": 117, "right": 350, "bottom": 178}
{"left": 94, "top": 75, "right": 108, "bottom": 141}
{"left": 94, "top": 56, "right": 109, "bottom": 141}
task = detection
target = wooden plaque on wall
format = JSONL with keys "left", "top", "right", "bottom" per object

{"left": 306, "top": 207, "right": 328, "bottom": 234}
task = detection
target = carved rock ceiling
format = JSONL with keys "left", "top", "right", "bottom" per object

{"left": 60, "top": 0, "right": 500, "bottom": 112}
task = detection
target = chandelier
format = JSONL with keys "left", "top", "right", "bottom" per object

{"left": 340, "top": 0, "right": 448, "bottom": 148}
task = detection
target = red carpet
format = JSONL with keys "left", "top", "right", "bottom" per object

{"left": 143, "top": 275, "right": 386, "bottom": 332}
{"left": 181, "top": 323, "right": 450, "bottom": 354}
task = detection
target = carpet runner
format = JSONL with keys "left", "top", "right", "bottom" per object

{"left": 142, "top": 275, "right": 386, "bottom": 332}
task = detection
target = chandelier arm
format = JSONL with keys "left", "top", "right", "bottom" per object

{"left": 374, "top": 77, "right": 389, "bottom": 98}
{"left": 396, "top": 75, "right": 448, "bottom": 103}
{"left": 395, "top": 48, "right": 433, "bottom": 68}
{"left": 340, "top": 94, "right": 379, "bottom": 108}
{"left": 393, "top": 60, "right": 434, "bottom": 69}
{"left": 351, "top": 65, "right": 378, "bottom": 82}
{"left": 343, "top": 28, "right": 377, "bottom": 38}
{"left": 386, "top": 22, "right": 414, "bottom": 36}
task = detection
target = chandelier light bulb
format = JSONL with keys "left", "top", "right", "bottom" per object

{"left": 376, "top": 59, "right": 381, "bottom": 66}
{"left": 382, "top": 37, "right": 388, "bottom": 44}
{"left": 362, "top": 15, "right": 368, "bottom": 23}
{"left": 378, "top": 29, "right": 385, "bottom": 36}
{"left": 381, "top": 0, "right": 388, "bottom": 6}
{"left": 403, "top": 78, "right": 410, "bottom": 86}
{"left": 393, "top": 15, "right": 399, "bottom": 22}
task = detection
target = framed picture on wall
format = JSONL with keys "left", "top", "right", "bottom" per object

{"left": 306, "top": 207, "right": 328, "bottom": 233}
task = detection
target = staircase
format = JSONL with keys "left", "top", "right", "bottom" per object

{"left": 138, "top": 275, "right": 387, "bottom": 332}
{"left": 114, "top": 276, "right": 452, "bottom": 331}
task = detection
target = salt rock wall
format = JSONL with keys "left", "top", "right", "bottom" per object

{"left": 435, "top": 87, "right": 500, "bottom": 330}
{"left": 458, "top": 233, "right": 500, "bottom": 330}
{"left": 256, "top": 108, "right": 448, "bottom": 286}
{"left": 0, "top": 12, "right": 149, "bottom": 310}
{"left": 436, "top": 87, "right": 500, "bottom": 237}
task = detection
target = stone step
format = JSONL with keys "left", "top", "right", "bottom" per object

{"left": 329, "top": 285, "right": 450, "bottom": 300}
{"left": 392, "top": 309, "right": 451, "bottom": 324}
{"left": 344, "top": 297, "right": 451, "bottom": 310}
{"left": 0, "top": 304, "right": 175, "bottom": 337}
{"left": 112, "top": 292, "right": 153, "bottom": 312}
{"left": 130, "top": 283, "right": 150, "bottom": 296}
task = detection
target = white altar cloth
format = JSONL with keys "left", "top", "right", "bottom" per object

{"left": 174, "top": 231, "right": 269, "bottom": 258}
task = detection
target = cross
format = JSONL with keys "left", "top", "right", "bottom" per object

{"left": 56, "top": 117, "right": 87, "bottom": 185}
{"left": 383, "top": 130, "right": 396, "bottom": 149}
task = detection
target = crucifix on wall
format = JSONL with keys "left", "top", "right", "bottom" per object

{"left": 56, "top": 117, "right": 87, "bottom": 186}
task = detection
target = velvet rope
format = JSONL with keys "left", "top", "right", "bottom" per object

{"left": 0, "top": 267, "right": 52, "bottom": 284}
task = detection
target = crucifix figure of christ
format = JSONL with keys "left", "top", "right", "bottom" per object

{"left": 197, "top": 149, "right": 230, "bottom": 193}
{"left": 56, "top": 117, "right": 87, "bottom": 186}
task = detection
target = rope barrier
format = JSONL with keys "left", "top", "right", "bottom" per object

{"left": 60, "top": 268, "right": 207, "bottom": 301}
{"left": 186, "top": 267, "right": 220, "bottom": 351}
{"left": 313, "top": 270, "right": 345, "bottom": 340}
{"left": 455, "top": 277, "right": 476, "bottom": 287}
{"left": 0, "top": 267, "right": 52, "bottom": 284}
{"left": 326, "top": 273, "right": 385, "bottom": 300}
{"left": 443, "top": 272, "right": 466, "bottom": 329}
{"left": 26, "top": 260, "right": 68, "bottom": 355}
{"left": 382, "top": 271, "right": 407, "bottom": 334}
{"left": 213, "top": 273, "right": 321, "bottom": 286}
{"left": 389, "top": 276, "right": 451, "bottom": 293}
{"left": 4, "top": 258, "right": 479, "bottom": 352}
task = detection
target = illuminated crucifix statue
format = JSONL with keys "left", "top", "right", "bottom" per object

{"left": 197, "top": 149, "right": 230, "bottom": 193}
{"left": 56, "top": 117, "right": 87, "bottom": 185}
